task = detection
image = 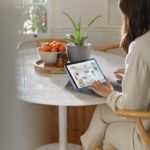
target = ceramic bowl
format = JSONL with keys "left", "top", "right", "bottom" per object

{"left": 37, "top": 49, "right": 61, "bottom": 65}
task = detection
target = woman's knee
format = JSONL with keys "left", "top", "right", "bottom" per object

{"left": 95, "top": 104, "right": 121, "bottom": 123}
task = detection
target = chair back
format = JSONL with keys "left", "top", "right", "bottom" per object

{"left": 17, "top": 38, "right": 68, "bottom": 50}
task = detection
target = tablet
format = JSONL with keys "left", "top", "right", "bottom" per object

{"left": 65, "top": 58, "right": 106, "bottom": 90}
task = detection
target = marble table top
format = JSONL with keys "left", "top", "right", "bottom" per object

{"left": 16, "top": 49, "right": 125, "bottom": 106}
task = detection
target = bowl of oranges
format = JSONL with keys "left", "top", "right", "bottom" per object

{"left": 37, "top": 41, "right": 66, "bottom": 64}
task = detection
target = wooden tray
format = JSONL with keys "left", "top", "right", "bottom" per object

{"left": 34, "top": 60, "right": 65, "bottom": 74}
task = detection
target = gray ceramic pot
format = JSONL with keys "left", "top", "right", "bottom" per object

{"left": 67, "top": 43, "right": 91, "bottom": 62}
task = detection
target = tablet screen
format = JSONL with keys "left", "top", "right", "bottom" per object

{"left": 65, "top": 58, "right": 106, "bottom": 89}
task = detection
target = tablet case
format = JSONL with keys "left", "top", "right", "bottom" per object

{"left": 64, "top": 58, "right": 106, "bottom": 90}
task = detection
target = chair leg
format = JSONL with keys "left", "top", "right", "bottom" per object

{"left": 81, "top": 146, "right": 103, "bottom": 150}
{"left": 104, "top": 146, "right": 117, "bottom": 150}
{"left": 96, "top": 146, "right": 103, "bottom": 150}
{"left": 81, "top": 145, "right": 116, "bottom": 150}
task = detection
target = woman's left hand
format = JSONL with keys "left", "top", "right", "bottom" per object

{"left": 114, "top": 68, "right": 125, "bottom": 80}
{"left": 89, "top": 80, "right": 112, "bottom": 98}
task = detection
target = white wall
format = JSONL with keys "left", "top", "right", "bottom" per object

{"left": 0, "top": 1, "right": 27, "bottom": 150}
{"left": 52, "top": 0, "right": 122, "bottom": 49}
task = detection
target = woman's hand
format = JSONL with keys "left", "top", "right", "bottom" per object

{"left": 89, "top": 80, "right": 112, "bottom": 98}
{"left": 114, "top": 68, "right": 125, "bottom": 80}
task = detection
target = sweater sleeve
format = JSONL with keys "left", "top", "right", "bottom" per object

{"left": 106, "top": 42, "right": 150, "bottom": 112}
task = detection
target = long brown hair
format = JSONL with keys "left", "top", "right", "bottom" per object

{"left": 119, "top": 0, "right": 150, "bottom": 53}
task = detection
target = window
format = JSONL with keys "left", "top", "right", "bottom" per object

{"left": 16, "top": 0, "right": 51, "bottom": 38}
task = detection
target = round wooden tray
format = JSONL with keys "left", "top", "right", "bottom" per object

{"left": 34, "top": 60, "right": 65, "bottom": 74}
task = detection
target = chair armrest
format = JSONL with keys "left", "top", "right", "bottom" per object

{"left": 116, "top": 109, "right": 150, "bottom": 119}
{"left": 117, "top": 109, "right": 150, "bottom": 149}
{"left": 95, "top": 44, "right": 120, "bottom": 52}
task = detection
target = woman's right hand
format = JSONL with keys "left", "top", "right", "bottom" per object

{"left": 114, "top": 68, "right": 125, "bottom": 80}
{"left": 89, "top": 80, "right": 112, "bottom": 98}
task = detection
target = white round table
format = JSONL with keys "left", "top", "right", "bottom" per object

{"left": 16, "top": 49, "right": 125, "bottom": 150}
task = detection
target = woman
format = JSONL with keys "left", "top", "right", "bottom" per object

{"left": 80, "top": 0, "right": 150, "bottom": 150}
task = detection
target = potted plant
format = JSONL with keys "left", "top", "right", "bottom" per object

{"left": 63, "top": 12, "right": 101, "bottom": 62}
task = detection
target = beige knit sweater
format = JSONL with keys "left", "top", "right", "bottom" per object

{"left": 106, "top": 31, "right": 150, "bottom": 128}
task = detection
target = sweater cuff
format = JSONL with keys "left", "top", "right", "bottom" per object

{"left": 106, "top": 91, "right": 122, "bottom": 112}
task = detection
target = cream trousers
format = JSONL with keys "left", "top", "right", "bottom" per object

{"left": 80, "top": 104, "right": 146, "bottom": 150}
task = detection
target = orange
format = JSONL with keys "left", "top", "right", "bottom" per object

{"left": 51, "top": 47, "right": 57, "bottom": 52}
{"left": 52, "top": 43, "right": 59, "bottom": 50}
{"left": 38, "top": 46, "right": 50, "bottom": 52}
{"left": 58, "top": 45, "right": 65, "bottom": 52}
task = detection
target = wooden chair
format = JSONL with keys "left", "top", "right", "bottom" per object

{"left": 96, "top": 146, "right": 116, "bottom": 150}
{"left": 16, "top": 38, "right": 68, "bottom": 50}
{"left": 95, "top": 44, "right": 150, "bottom": 150}
{"left": 117, "top": 109, "right": 150, "bottom": 150}
{"left": 94, "top": 110, "right": 150, "bottom": 150}
{"left": 94, "top": 43, "right": 127, "bottom": 56}
{"left": 95, "top": 44, "right": 120, "bottom": 52}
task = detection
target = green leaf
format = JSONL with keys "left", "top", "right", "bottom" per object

{"left": 76, "top": 17, "right": 81, "bottom": 42}
{"left": 75, "top": 27, "right": 81, "bottom": 43}
{"left": 81, "top": 36, "right": 88, "bottom": 41}
{"left": 66, "top": 34, "right": 79, "bottom": 44}
{"left": 81, "top": 27, "right": 88, "bottom": 39}
{"left": 63, "top": 12, "right": 101, "bottom": 46}
{"left": 80, "top": 36, "right": 88, "bottom": 44}
{"left": 78, "top": 16, "right": 81, "bottom": 33}
{"left": 65, "top": 38, "right": 76, "bottom": 44}
{"left": 62, "top": 12, "right": 77, "bottom": 31}
{"left": 81, "top": 15, "right": 101, "bottom": 39}
{"left": 70, "top": 34, "right": 76, "bottom": 40}
{"left": 87, "top": 15, "right": 101, "bottom": 27}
